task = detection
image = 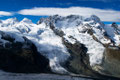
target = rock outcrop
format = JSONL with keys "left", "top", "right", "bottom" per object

{"left": 0, "top": 31, "right": 50, "bottom": 73}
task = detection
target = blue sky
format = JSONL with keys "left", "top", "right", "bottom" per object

{"left": 0, "top": 0, "right": 120, "bottom": 24}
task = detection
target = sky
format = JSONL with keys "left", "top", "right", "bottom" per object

{"left": 0, "top": 0, "right": 120, "bottom": 24}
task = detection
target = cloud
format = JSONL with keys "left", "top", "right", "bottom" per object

{"left": 18, "top": 7, "right": 120, "bottom": 22}
{"left": 0, "top": 11, "right": 13, "bottom": 17}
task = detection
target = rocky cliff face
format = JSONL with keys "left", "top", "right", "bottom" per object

{"left": 0, "top": 15, "right": 120, "bottom": 79}
{"left": 0, "top": 31, "right": 50, "bottom": 73}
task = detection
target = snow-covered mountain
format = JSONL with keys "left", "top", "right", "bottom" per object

{"left": 0, "top": 18, "right": 19, "bottom": 27}
{"left": 0, "top": 15, "right": 120, "bottom": 79}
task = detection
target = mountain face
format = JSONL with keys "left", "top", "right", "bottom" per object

{"left": 0, "top": 16, "right": 120, "bottom": 79}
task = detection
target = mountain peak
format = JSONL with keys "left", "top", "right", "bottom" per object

{"left": 21, "top": 18, "right": 33, "bottom": 23}
{"left": 5, "top": 17, "right": 19, "bottom": 22}
{"left": 1, "top": 17, "right": 19, "bottom": 27}
{"left": 90, "top": 15, "right": 101, "bottom": 22}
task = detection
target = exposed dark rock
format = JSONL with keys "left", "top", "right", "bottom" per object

{"left": 0, "top": 31, "right": 15, "bottom": 42}
{"left": 50, "top": 22, "right": 65, "bottom": 37}
{"left": 62, "top": 38, "right": 89, "bottom": 73}
{"left": 87, "top": 29, "right": 94, "bottom": 35}
{"left": 111, "top": 22, "right": 120, "bottom": 35}
{"left": 101, "top": 47, "right": 120, "bottom": 77}
{"left": 62, "top": 38, "right": 95, "bottom": 75}
{"left": 0, "top": 35, "right": 51, "bottom": 73}
{"left": 112, "top": 22, "right": 118, "bottom": 29}
{"left": 37, "top": 18, "right": 45, "bottom": 25}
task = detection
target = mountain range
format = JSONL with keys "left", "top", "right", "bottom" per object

{"left": 0, "top": 15, "right": 120, "bottom": 79}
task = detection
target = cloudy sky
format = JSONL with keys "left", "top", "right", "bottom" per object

{"left": 0, "top": 0, "right": 120, "bottom": 24}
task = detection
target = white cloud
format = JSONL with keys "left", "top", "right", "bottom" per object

{"left": 0, "top": 11, "right": 13, "bottom": 17}
{"left": 18, "top": 7, "right": 120, "bottom": 22}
